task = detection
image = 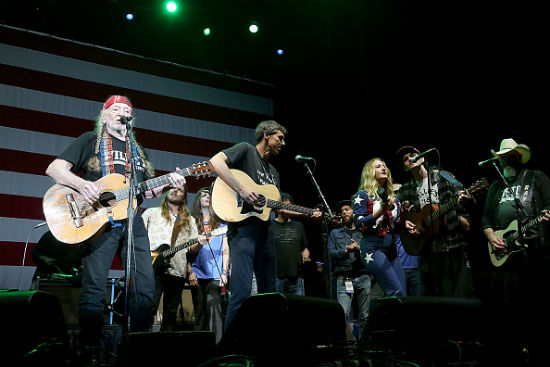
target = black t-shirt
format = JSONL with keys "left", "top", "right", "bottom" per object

{"left": 482, "top": 169, "right": 550, "bottom": 230}
{"left": 58, "top": 131, "right": 147, "bottom": 183}
{"left": 270, "top": 219, "right": 308, "bottom": 277}
{"left": 31, "top": 231, "right": 85, "bottom": 278}
{"left": 223, "top": 142, "right": 280, "bottom": 188}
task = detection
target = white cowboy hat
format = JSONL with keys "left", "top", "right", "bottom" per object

{"left": 491, "top": 138, "right": 531, "bottom": 164}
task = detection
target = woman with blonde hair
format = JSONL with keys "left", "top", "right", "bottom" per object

{"left": 353, "top": 157, "right": 407, "bottom": 297}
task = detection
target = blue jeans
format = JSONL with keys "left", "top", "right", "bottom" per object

{"left": 336, "top": 274, "right": 371, "bottom": 337}
{"left": 78, "top": 211, "right": 154, "bottom": 347}
{"left": 224, "top": 221, "right": 276, "bottom": 332}
{"left": 360, "top": 236, "right": 407, "bottom": 297}
{"left": 403, "top": 268, "right": 423, "bottom": 296}
{"left": 276, "top": 277, "right": 304, "bottom": 295}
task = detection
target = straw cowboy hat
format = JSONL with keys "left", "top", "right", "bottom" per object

{"left": 491, "top": 138, "right": 531, "bottom": 164}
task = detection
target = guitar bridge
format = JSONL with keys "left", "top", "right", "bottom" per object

{"left": 66, "top": 194, "right": 84, "bottom": 228}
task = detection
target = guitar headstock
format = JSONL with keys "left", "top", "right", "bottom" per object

{"left": 186, "top": 161, "right": 214, "bottom": 178}
{"left": 467, "top": 177, "right": 489, "bottom": 194}
{"left": 211, "top": 227, "right": 228, "bottom": 236}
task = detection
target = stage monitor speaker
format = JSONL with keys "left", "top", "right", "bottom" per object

{"left": 37, "top": 278, "right": 124, "bottom": 326}
{"left": 117, "top": 331, "right": 216, "bottom": 367}
{"left": 218, "top": 292, "right": 348, "bottom": 366}
{"left": 361, "top": 296, "right": 488, "bottom": 363}
{"left": 36, "top": 279, "right": 81, "bottom": 325}
{"left": 0, "top": 290, "right": 69, "bottom": 365}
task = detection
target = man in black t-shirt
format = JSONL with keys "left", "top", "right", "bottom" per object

{"left": 210, "top": 120, "right": 288, "bottom": 332}
{"left": 31, "top": 230, "right": 84, "bottom": 287}
{"left": 271, "top": 192, "right": 310, "bottom": 296}
{"left": 46, "top": 95, "right": 186, "bottom": 363}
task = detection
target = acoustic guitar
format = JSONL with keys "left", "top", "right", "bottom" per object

{"left": 488, "top": 213, "right": 545, "bottom": 267}
{"left": 211, "top": 169, "right": 320, "bottom": 223}
{"left": 151, "top": 226, "right": 227, "bottom": 273}
{"left": 43, "top": 161, "right": 213, "bottom": 244}
{"left": 401, "top": 178, "right": 488, "bottom": 255}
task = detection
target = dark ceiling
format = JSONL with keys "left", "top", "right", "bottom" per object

{"left": 1, "top": 0, "right": 546, "bottom": 218}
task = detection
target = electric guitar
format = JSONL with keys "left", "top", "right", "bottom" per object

{"left": 211, "top": 169, "right": 321, "bottom": 222}
{"left": 43, "top": 161, "right": 213, "bottom": 244}
{"left": 488, "top": 213, "right": 545, "bottom": 267}
{"left": 151, "top": 226, "right": 227, "bottom": 273}
{"left": 401, "top": 178, "right": 489, "bottom": 255}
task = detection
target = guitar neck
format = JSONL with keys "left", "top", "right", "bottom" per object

{"left": 114, "top": 169, "right": 188, "bottom": 200}
{"left": 162, "top": 236, "right": 201, "bottom": 257}
{"left": 267, "top": 199, "right": 315, "bottom": 216}
{"left": 520, "top": 213, "right": 545, "bottom": 236}
{"left": 137, "top": 168, "right": 190, "bottom": 194}
{"left": 434, "top": 197, "right": 459, "bottom": 221}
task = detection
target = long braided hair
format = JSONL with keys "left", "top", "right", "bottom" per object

{"left": 86, "top": 109, "right": 155, "bottom": 178}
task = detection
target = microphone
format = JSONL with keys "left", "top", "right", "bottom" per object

{"left": 120, "top": 116, "right": 133, "bottom": 125}
{"left": 377, "top": 187, "right": 388, "bottom": 202}
{"left": 33, "top": 222, "right": 47, "bottom": 229}
{"left": 410, "top": 148, "right": 436, "bottom": 163}
{"left": 478, "top": 156, "right": 498, "bottom": 167}
{"left": 295, "top": 155, "right": 315, "bottom": 162}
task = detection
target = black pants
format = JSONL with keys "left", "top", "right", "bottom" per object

{"left": 153, "top": 273, "right": 187, "bottom": 331}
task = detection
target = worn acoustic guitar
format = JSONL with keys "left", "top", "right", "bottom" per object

{"left": 43, "top": 161, "right": 213, "bottom": 244}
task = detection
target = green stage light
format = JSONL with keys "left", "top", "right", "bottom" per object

{"left": 166, "top": 1, "right": 177, "bottom": 13}
{"left": 203, "top": 27, "right": 211, "bottom": 36}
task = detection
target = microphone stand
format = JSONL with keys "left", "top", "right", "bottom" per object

{"left": 122, "top": 124, "right": 138, "bottom": 334}
{"left": 300, "top": 161, "right": 334, "bottom": 298}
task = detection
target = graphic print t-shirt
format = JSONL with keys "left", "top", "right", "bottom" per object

{"left": 58, "top": 131, "right": 147, "bottom": 183}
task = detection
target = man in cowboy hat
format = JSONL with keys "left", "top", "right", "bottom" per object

{"left": 327, "top": 199, "right": 371, "bottom": 339}
{"left": 481, "top": 137, "right": 550, "bottom": 365}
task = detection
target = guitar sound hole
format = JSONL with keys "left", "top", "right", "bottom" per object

{"left": 98, "top": 191, "right": 116, "bottom": 207}
{"left": 256, "top": 195, "right": 266, "bottom": 206}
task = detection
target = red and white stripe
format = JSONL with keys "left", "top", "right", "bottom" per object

{"left": 0, "top": 26, "right": 274, "bottom": 289}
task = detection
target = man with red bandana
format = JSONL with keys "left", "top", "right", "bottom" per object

{"left": 46, "top": 95, "right": 186, "bottom": 365}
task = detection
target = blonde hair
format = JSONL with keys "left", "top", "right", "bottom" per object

{"left": 357, "top": 157, "right": 395, "bottom": 201}
{"left": 86, "top": 114, "right": 155, "bottom": 178}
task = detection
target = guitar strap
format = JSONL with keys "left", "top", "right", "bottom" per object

{"left": 170, "top": 212, "right": 182, "bottom": 247}
{"left": 439, "top": 170, "right": 464, "bottom": 189}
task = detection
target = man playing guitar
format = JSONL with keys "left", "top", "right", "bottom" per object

{"left": 209, "top": 120, "right": 321, "bottom": 333}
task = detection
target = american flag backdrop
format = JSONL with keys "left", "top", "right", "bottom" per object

{"left": 0, "top": 26, "right": 274, "bottom": 290}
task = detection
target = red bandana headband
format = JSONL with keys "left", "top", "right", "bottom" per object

{"left": 103, "top": 95, "right": 133, "bottom": 113}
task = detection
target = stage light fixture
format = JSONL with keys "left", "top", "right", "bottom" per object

{"left": 249, "top": 24, "right": 259, "bottom": 33}
{"left": 277, "top": 49, "right": 284, "bottom": 55}
{"left": 166, "top": 1, "right": 177, "bottom": 13}
{"left": 126, "top": 13, "right": 134, "bottom": 21}
{"left": 203, "top": 27, "right": 211, "bottom": 36}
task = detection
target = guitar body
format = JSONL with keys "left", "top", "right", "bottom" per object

{"left": 43, "top": 174, "right": 137, "bottom": 244}
{"left": 211, "top": 169, "right": 281, "bottom": 223}
{"left": 488, "top": 220, "right": 523, "bottom": 267}
{"left": 400, "top": 232, "right": 427, "bottom": 256}
{"left": 151, "top": 244, "right": 171, "bottom": 273}
{"left": 401, "top": 204, "right": 443, "bottom": 255}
